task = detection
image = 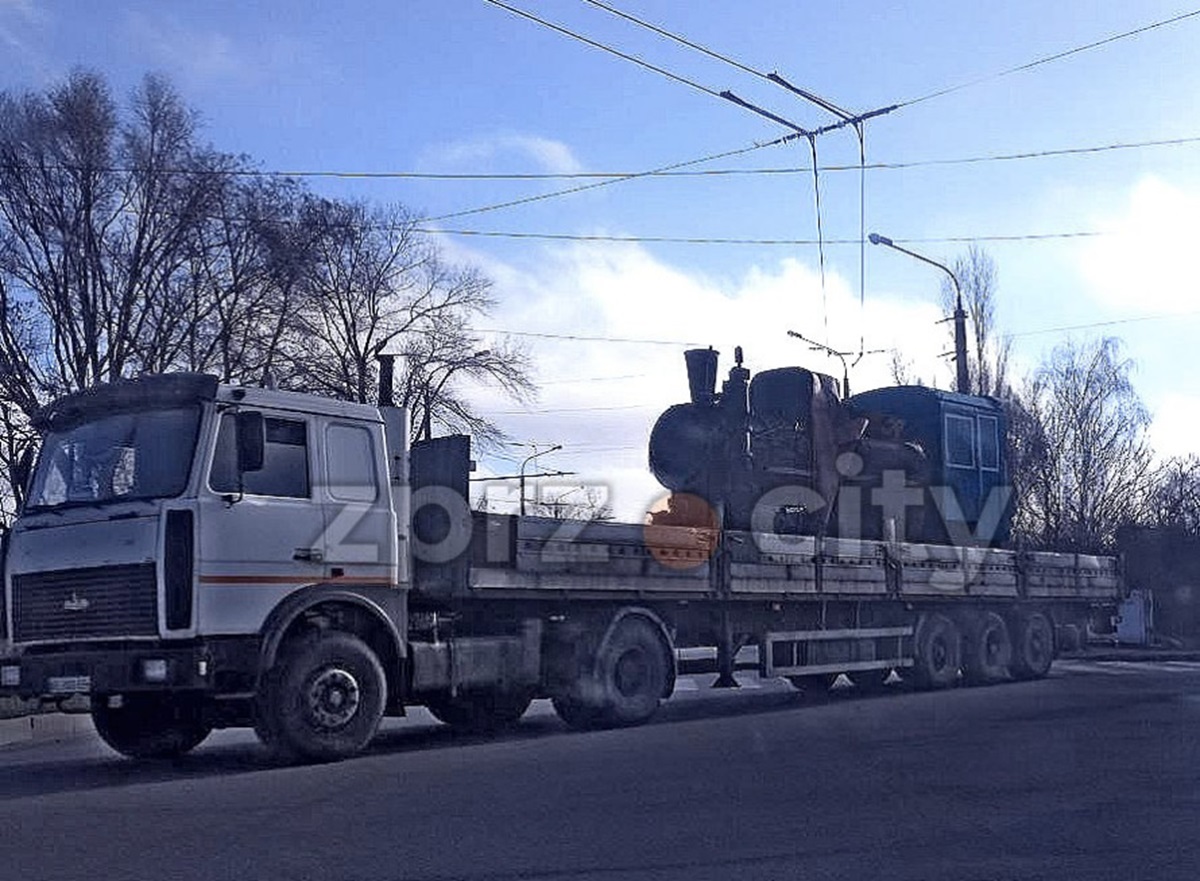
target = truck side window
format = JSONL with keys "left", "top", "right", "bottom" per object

{"left": 325, "top": 424, "right": 379, "bottom": 502}
{"left": 210, "top": 414, "right": 310, "bottom": 499}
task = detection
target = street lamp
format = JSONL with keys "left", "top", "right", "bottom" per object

{"left": 520, "top": 443, "right": 562, "bottom": 516}
{"left": 868, "top": 233, "right": 970, "bottom": 394}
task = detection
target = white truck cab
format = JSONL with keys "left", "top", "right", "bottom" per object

{"left": 1, "top": 373, "right": 430, "bottom": 760}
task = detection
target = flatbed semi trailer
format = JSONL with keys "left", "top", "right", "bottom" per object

{"left": 0, "top": 363, "right": 1120, "bottom": 762}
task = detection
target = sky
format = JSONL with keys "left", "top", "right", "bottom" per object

{"left": 3, "top": 1, "right": 1200, "bottom": 520}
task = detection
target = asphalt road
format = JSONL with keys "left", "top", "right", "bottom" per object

{"left": 2, "top": 660, "right": 1199, "bottom": 881}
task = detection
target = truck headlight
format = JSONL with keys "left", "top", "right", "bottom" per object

{"left": 1, "top": 665, "right": 19, "bottom": 687}
{"left": 140, "top": 659, "right": 169, "bottom": 683}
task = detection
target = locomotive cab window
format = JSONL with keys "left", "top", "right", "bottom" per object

{"left": 944, "top": 413, "right": 976, "bottom": 469}
{"left": 978, "top": 415, "right": 1000, "bottom": 471}
{"left": 210, "top": 413, "right": 311, "bottom": 498}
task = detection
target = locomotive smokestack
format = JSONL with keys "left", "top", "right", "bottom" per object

{"left": 684, "top": 347, "right": 719, "bottom": 405}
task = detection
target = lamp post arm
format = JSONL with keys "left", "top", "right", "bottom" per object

{"left": 868, "top": 233, "right": 970, "bottom": 394}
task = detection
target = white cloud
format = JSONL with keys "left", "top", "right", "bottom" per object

{"left": 1146, "top": 390, "right": 1200, "bottom": 461}
{"left": 122, "top": 10, "right": 318, "bottom": 91}
{"left": 1078, "top": 176, "right": 1200, "bottom": 314}
{"left": 452, "top": 241, "right": 950, "bottom": 520}
{"left": 429, "top": 134, "right": 585, "bottom": 175}
{"left": 0, "top": 0, "right": 51, "bottom": 76}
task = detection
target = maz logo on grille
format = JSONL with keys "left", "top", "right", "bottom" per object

{"left": 62, "top": 592, "right": 91, "bottom": 612}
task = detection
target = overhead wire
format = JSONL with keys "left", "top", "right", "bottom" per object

{"left": 473, "top": 308, "right": 1200, "bottom": 361}
{"left": 574, "top": 0, "right": 879, "bottom": 351}
{"left": 482, "top": 0, "right": 733, "bottom": 106}
{"left": 805, "top": 136, "right": 830, "bottom": 343}
{"left": 7, "top": 133, "right": 1197, "bottom": 182}
{"left": 895, "top": 7, "right": 1200, "bottom": 108}
{"left": 425, "top": 135, "right": 800, "bottom": 222}
{"left": 420, "top": 229, "right": 1107, "bottom": 246}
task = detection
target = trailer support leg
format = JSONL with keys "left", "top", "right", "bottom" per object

{"left": 713, "top": 609, "right": 740, "bottom": 689}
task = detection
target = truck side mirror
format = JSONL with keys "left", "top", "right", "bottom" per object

{"left": 234, "top": 411, "right": 265, "bottom": 473}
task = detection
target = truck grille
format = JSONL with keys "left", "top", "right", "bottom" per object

{"left": 12, "top": 563, "right": 158, "bottom": 642}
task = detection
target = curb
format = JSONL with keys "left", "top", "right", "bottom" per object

{"left": 0, "top": 712, "right": 94, "bottom": 750}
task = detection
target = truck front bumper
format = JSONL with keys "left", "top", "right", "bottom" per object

{"left": 0, "top": 639, "right": 258, "bottom": 700}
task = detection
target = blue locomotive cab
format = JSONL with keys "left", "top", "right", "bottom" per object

{"left": 847, "top": 386, "right": 1012, "bottom": 547}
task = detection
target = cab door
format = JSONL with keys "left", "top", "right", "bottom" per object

{"left": 317, "top": 419, "right": 397, "bottom": 586}
{"left": 196, "top": 409, "right": 326, "bottom": 634}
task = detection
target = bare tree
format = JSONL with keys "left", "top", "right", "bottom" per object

{"left": 1009, "top": 337, "right": 1154, "bottom": 551}
{"left": 0, "top": 71, "right": 229, "bottom": 394}
{"left": 284, "top": 197, "right": 534, "bottom": 445}
{"left": 525, "top": 484, "right": 614, "bottom": 521}
{"left": 0, "top": 70, "right": 537, "bottom": 522}
{"left": 887, "top": 347, "right": 918, "bottom": 386}
{"left": 941, "top": 246, "right": 1011, "bottom": 397}
{"left": 1146, "top": 455, "right": 1200, "bottom": 534}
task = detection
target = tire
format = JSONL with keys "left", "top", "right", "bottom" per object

{"left": 554, "top": 617, "right": 670, "bottom": 729}
{"left": 596, "top": 618, "right": 671, "bottom": 726}
{"left": 91, "top": 694, "right": 212, "bottom": 759}
{"left": 258, "top": 630, "right": 386, "bottom": 762}
{"left": 911, "top": 613, "right": 962, "bottom": 689}
{"left": 426, "top": 689, "right": 533, "bottom": 732}
{"left": 1011, "top": 612, "right": 1055, "bottom": 680}
{"left": 962, "top": 612, "right": 1013, "bottom": 685}
{"left": 552, "top": 694, "right": 607, "bottom": 730}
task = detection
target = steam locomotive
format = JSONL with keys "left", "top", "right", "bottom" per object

{"left": 648, "top": 347, "right": 1012, "bottom": 546}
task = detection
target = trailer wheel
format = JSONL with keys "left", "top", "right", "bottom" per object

{"left": 426, "top": 689, "right": 533, "bottom": 732}
{"left": 962, "top": 612, "right": 1013, "bottom": 685}
{"left": 1011, "top": 612, "right": 1055, "bottom": 680}
{"left": 260, "top": 630, "right": 386, "bottom": 762}
{"left": 911, "top": 613, "right": 961, "bottom": 689}
{"left": 91, "top": 694, "right": 212, "bottom": 759}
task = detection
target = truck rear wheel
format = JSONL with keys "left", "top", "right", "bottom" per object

{"left": 551, "top": 694, "right": 606, "bottom": 730}
{"left": 597, "top": 617, "right": 670, "bottom": 726}
{"left": 91, "top": 694, "right": 212, "bottom": 759}
{"left": 426, "top": 689, "right": 533, "bottom": 732}
{"left": 555, "top": 617, "right": 670, "bottom": 729}
{"left": 962, "top": 612, "right": 1013, "bottom": 685}
{"left": 911, "top": 613, "right": 961, "bottom": 689}
{"left": 1011, "top": 612, "right": 1055, "bottom": 680}
{"left": 259, "top": 631, "right": 386, "bottom": 762}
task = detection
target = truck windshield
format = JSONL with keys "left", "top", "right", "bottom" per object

{"left": 25, "top": 407, "right": 201, "bottom": 511}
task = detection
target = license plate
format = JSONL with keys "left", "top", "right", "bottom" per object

{"left": 47, "top": 675, "right": 91, "bottom": 694}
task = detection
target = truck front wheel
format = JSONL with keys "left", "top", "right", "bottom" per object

{"left": 92, "top": 694, "right": 212, "bottom": 759}
{"left": 259, "top": 631, "right": 386, "bottom": 762}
